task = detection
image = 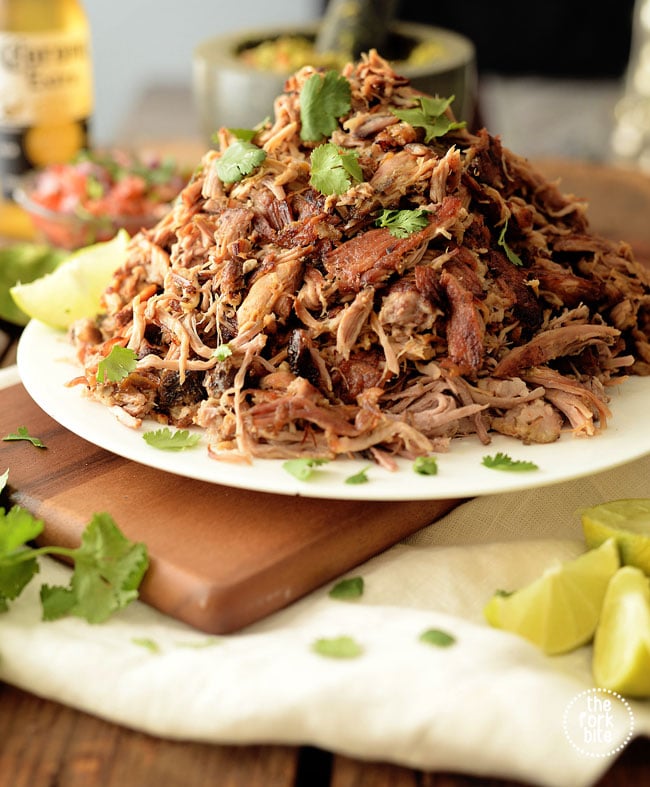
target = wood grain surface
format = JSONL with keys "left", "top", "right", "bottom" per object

{"left": 1, "top": 381, "right": 459, "bottom": 633}
{"left": 1, "top": 681, "right": 648, "bottom": 787}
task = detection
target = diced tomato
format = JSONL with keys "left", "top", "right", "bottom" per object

{"left": 27, "top": 150, "right": 188, "bottom": 224}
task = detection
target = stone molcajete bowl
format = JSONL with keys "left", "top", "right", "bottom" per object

{"left": 193, "top": 22, "right": 477, "bottom": 142}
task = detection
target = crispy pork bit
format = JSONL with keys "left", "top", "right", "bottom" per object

{"left": 72, "top": 51, "right": 650, "bottom": 462}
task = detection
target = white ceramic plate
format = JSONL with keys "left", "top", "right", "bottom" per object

{"left": 17, "top": 319, "right": 650, "bottom": 500}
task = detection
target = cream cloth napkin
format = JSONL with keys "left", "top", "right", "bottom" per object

{"left": 0, "top": 364, "right": 648, "bottom": 787}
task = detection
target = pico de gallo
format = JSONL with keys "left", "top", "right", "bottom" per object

{"left": 17, "top": 149, "right": 189, "bottom": 249}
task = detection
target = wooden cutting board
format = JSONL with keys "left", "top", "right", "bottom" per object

{"left": 0, "top": 383, "right": 460, "bottom": 633}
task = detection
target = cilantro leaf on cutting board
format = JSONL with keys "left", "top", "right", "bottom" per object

{"left": 0, "top": 506, "right": 148, "bottom": 622}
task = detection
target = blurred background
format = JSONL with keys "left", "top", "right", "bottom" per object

{"left": 85, "top": 0, "right": 639, "bottom": 163}
{"left": 83, "top": 0, "right": 321, "bottom": 146}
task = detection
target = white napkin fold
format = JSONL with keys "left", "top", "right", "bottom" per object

{"left": 0, "top": 364, "right": 648, "bottom": 787}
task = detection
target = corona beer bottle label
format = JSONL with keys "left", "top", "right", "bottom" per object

{"left": 0, "top": 28, "right": 92, "bottom": 198}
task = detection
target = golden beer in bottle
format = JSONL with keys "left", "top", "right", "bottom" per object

{"left": 0, "top": 0, "right": 93, "bottom": 237}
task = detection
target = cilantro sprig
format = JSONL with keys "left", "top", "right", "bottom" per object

{"left": 226, "top": 128, "right": 257, "bottom": 143}
{"left": 311, "top": 635, "right": 363, "bottom": 659}
{"left": 282, "top": 457, "right": 329, "bottom": 481}
{"left": 391, "top": 95, "right": 466, "bottom": 142}
{"left": 482, "top": 452, "right": 539, "bottom": 472}
{"left": 142, "top": 428, "right": 201, "bottom": 451}
{"left": 300, "top": 71, "right": 351, "bottom": 141}
{"left": 345, "top": 465, "right": 371, "bottom": 485}
{"left": 419, "top": 628, "right": 456, "bottom": 647}
{"left": 212, "top": 343, "right": 233, "bottom": 362}
{"left": 310, "top": 143, "right": 362, "bottom": 196}
{"left": 132, "top": 637, "right": 161, "bottom": 653}
{"left": 215, "top": 140, "right": 267, "bottom": 184}
{"left": 413, "top": 456, "right": 438, "bottom": 476}
{"left": 3, "top": 426, "right": 46, "bottom": 449}
{"left": 329, "top": 576, "right": 364, "bottom": 600}
{"left": 376, "top": 208, "right": 431, "bottom": 238}
{"left": 220, "top": 118, "right": 270, "bottom": 144}
{"left": 96, "top": 345, "right": 137, "bottom": 383}
{"left": 0, "top": 507, "right": 148, "bottom": 622}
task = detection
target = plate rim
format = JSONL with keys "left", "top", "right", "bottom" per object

{"left": 16, "top": 319, "right": 650, "bottom": 501}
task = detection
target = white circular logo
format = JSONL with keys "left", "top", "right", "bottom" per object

{"left": 563, "top": 688, "right": 634, "bottom": 758}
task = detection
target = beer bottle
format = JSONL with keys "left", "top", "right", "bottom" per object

{"left": 0, "top": 0, "right": 93, "bottom": 237}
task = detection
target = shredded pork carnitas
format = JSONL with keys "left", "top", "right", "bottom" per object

{"left": 72, "top": 52, "right": 650, "bottom": 463}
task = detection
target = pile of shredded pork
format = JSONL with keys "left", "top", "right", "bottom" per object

{"left": 72, "top": 52, "right": 650, "bottom": 465}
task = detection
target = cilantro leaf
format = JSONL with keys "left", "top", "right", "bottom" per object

{"left": 310, "top": 143, "right": 362, "bottom": 196}
{"left": 131, "top": 637, "right": 161, "bottom": 653}
{"left": 40, "top": 584, "right": 76, "bottom": 619}
{"left": 1, "top": 558, "right": 39, "bottom": 611}
{"left": 215, "top": 140, "right": 266, "bottom": 184}
{"left": 0, "top": 506, "right": 148, "bottom": 622}
{"left": 413, "top": 456, "right": 438, "bottom": 476}
{"left": 227, "top": 127, "right": 257, "bottom": 142}
{"left": 175, "top": 636, "right": 223, "bottom": 649}
{"left": 345, "top": 466, "right": 371, "bottom": 485}
{"left": 41, "top": 512, "right": 149, "bottom": 624}
{"left": 282, "top": 457, "right": 329, "bottom": 481}
{"left": 0, "top": 504, "right": 44, "bottom": 557}
{"left": 391, "top": 95, "right": 466, "bottom": 142}
{"left": 96, "top": 345, "right": 137, "bottom": 383}
{"left": 419, "top": 628, "right": 456, "bottom": 647}
{"left": 0, "top": 506, "right": 44, "bottom": 609}
{"left": 300, "top": 71, "right": 351, "bottom": 141}
{"left": 482, "top": 452, "right": 539, "bottom": 472}
{"left": 222, "top": 117, "right": 270, "bottom": 144}
{"left": 497, "top": 219, "right": 523, "bottom": 267}
{"left": 212, "top": 343, "right": 232, "bottom": 361}
{"left": 142, "top": 427, "right": 201, "bottom": 451}
{"left": 329, "top": 576, "right": 364, "bottom": 600}
{"left": 3, "top": 426, "right": 46, "bottom": 449}
{"left": 311, "top": 635, "right": 363, "bottom": 659}
{"left": 376, "top": 208, "right": 431, "bottom": 238}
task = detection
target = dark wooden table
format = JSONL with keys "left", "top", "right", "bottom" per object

{"left": 2, "top": 158, "right": 650, "bottom": 786}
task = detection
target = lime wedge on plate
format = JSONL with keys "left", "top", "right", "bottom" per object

{"left": 10, "top": 229, "right": 129, "bottom": 330}
{"left": 593, "top": 566, "right": 650, "bottom": 697}
{"left": 582, "top": 499, "right": 650, "bottom": 574}
{"left": 484, "top": 539, "right": 620, "bottom": 655}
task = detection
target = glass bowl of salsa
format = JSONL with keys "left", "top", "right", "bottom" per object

{"left": 14, "top": 149, "right": 189, "bottom": 250}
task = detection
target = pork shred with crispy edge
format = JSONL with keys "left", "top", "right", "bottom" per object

{"left": 71, "top": 52, "right": 650, "bottom": 465}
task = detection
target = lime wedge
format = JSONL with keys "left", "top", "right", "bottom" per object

{"left": 10, "top": 229, "right": 129, "bottom": 330}
{"left": 484, "top": 539, "right": 620, "bottom": 655}
{"left": 0, "top": 243, "right": 66, "bottom": 325}
{"left": 582, "top": 499, "right": 650, "bottom": 574}
{"left": 593, "top": 566, "right": 650, "bottom": 697}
